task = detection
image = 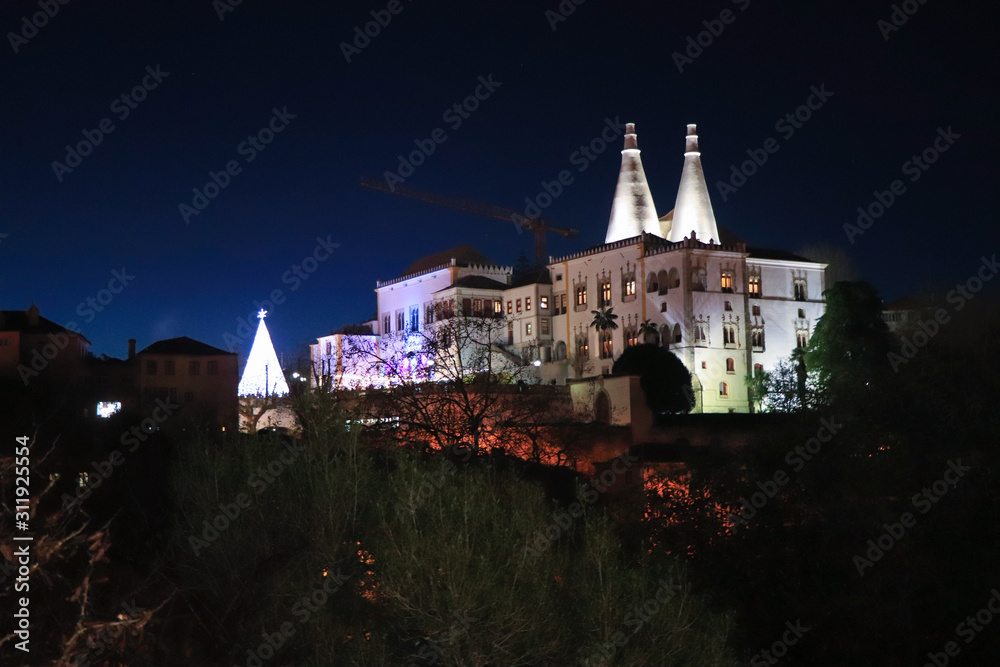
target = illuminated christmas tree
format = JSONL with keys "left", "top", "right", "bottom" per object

{"left": 238, "top": 309, "right": 289, "bottom": 396}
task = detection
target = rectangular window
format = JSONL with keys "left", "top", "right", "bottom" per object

{"left": 724, "top": 301, "right": 733, "bottom": 312}
{"left": 516, "top": 299, "right": 522, "bottom": 313}
{"left": 462, "top": 299, "right": 472, "bottom": 317}
{"left": 410, "top": 306, "right": 419, "bottom": 331}
{"left": 575, "top": 286, "right": 587, "bottom": 308}
{"left": 540, "top": 296, "right": 549, "bottom": 309}
{"left": 189, "top": 360, "right": 200, "bottom": 375}
{"left": 525, "top": 296, "right": 531, "bottom": 311}
{"left": 599, "top": 280, "right": 612, "bottom": 307}
{"left": 425, "top": 303, "right": 435, "bottom": 325}
{"left": 494, "top": 300, "right": 503, "bottom": 315}
{"left": 752, "top": 304, "right": 761, "bottom": 316}
{"left": 507, "top": 300, "right": 513, "bottom": 315}
{"left": 541, "top": 318, "right": 550, "bottom": 335}
{"left": 525, "top": 322, "right": 532, "bottom": 336}
{"left": 164, "top": 360, "right": 175, "bottom": 375}
{"left": 794, "top": 279, "right": 807, "bottom": 301}
{"left": 208, "top": 360, "right": 219, "bottom": 375}
{"left": 721, "top": 270, "right": 734, "bottom": 293}
{"left": 383, "top": 314, "right": 391, "bottom": 333}
{"left": 473, "top": 299, "right": 483, "bottom": 316}
{"left": 749, "top": 276, "right": 761, "bottom": 297}
{"left": 146, "top": 360, "right": 157, "bottom": 375}
{"left": 396, "top": 311, "right": 405, "bottom": 331}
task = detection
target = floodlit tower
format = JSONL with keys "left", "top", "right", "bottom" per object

{"left": 605, "top": 123, "right": 660, "bottom": 243}
{"left": 668, "top": 124, "right": 720, "bottom": 244}
{"left": 238, "top": 309, "right": 290, "bottom": 396}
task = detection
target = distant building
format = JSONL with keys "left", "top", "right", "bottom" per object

{"left": 312, "top": 124, "right": 827, "bottom": 414}
{"left": 137, "top": 336, "right": 238, "bottom": 429}
{"left": 0, "top": 304, "right": 90, "bottom": 386}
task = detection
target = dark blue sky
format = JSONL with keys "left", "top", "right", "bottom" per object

{"left": 2, "top": 0, "right": 997, "bottom": 364}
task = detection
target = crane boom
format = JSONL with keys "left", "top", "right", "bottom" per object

{"left": 358, "top": 177, "right": 578, "bottom": 266}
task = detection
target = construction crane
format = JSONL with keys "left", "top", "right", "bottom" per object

{"left": 358, "top": 177, "right": 578, "bottom": 267}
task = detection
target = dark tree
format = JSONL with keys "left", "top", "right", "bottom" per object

{"left": 612, "top": 344, "right": 694, "bottom": 416}
{"left": 805, "top": 281, "right": 897, "bottom": 405}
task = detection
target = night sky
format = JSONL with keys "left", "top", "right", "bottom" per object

{"left": 2, "top": 0, "right": 997, "bottom": 365}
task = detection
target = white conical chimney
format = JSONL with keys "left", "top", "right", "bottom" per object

{"left": 668, "top": 124, "right": 720, "bottom": 244}
{"left": 605, "top": 123, "right": 660, "bottom": 243}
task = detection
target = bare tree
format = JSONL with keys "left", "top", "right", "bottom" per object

{"left": 341, "top": 311, "right": 567, "bottom": 455}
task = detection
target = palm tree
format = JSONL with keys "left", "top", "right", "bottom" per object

{"left": 590, "top": 307, "right": 619, "bottom": 331}
{"left": 638, "top": 319, "right": 659, "bottom": 344}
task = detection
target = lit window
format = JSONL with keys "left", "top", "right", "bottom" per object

{"left": 96, "top": 401, "right": 121, "bottom": 418}
{"left": 749, "top": 276, "right": 761, "bottom": 297}
{"left": 624, "top": 277, "right": 636, "bottom": 297}
{"left": 525, "top": 322, "right": 532, "bottom": 336}
{"left": 599, "top": 330, "right": 613, "bottom": 359}
{"left": 576, "top": 333, "right": 589, "bottom": 358}
{"left": 473, "top": 299, "right": 483, "bottom": 315}
{"left": 507, "top": 300, "right": 513, "bottom": 315}
{"left": 721, "top": 270, "right": 734, "bottom": 293}
{"left": 516, "top": 299, "right": 522, "bottom": 313}
{"left": 599, "top": 280, "right": 612, "bottom": 307}
{"left": 526, "top": 296, "right": 532, "bottom": 311}
{"left": 540, "top": 295, "right": 549, "bottom": 309}
{"left": 576, "top": 286, "right": 587, "bottom": 306}
{"left": 726, "top": 357, "right": 735, "bottom": 373}
{"left": 494, "top": 300, "right": 503, "bottom": 315}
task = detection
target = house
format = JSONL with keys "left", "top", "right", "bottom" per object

{"left": 0, "top": 304, "right": 90, "bottom": 386}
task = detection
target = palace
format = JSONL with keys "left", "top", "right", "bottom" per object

{"left": 312, "top": 124, "right": 827, "bottom": 414}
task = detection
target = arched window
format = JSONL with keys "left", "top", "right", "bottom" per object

{"left": 753, "top": 363, "right": 764, "bottom": 375}
{"left": 646, "top": 272, "right": 658, "bottom": 293}
{"left": 719, "top": 382, "right": 729, "bottom": 397}
{"left": 668, "top": 267, "right": 681, "bottom": 289}
{"left": 554, "top": 341, "right": 567, "bottom": 361}
{"left": 726, "top": 357, "right": 735, "bottom": 373}
{"left": 660, "top": 302, "right": 667, "bottom": 313}
{"left": 657, "top": 270, "right": 669, "bottom": 295}
{"left": 672, "top": 323, "right": 682, "bottom": 344}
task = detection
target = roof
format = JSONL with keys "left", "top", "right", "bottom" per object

{"left": 438, "top": 275, "right": 509, "bottom": 292}
{"left": 402, "top": 245, "right": 498, "bottom": 276}
{"left": 139, "top": 336, "right": 234, "bottom": 356}
{"left": 0, "top": 306, "right": 91, "bottom": 344}
{"left": 747, "top": 247, "right": 815, "bottom": 263}
{"left": 509, "top": 267, "right": 553, "bottom": 288}
{"left": 332, "top": 323, "right": 375, "bottom": 335}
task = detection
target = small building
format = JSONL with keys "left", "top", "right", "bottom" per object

{"left": 0, "top": 304, "right": 90, "bottom": 387}
{"left": 137, "top": 336, "right": 238, "bottom": 429}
